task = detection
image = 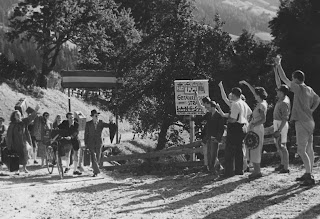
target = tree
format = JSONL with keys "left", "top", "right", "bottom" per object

{"left": 113, "top": 1, "right": 233, "bottom": 150}
{"left": 269, "top": 0, "right": 320, "bottom": 132}
{"left": 6, "top": 0, "right": 123, "bottom": 87}
{"left": 75, "top": 3, "right": 140, "bottom": 70}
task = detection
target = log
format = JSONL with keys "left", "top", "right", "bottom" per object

{"left": 103, "top": 161, "right": 204, "bottom": 171}
{"left": 165, "top": 141, "right": 202, "bottom": 151}
{"left": 101, "top": 146, "right": 203, "bottom": 162}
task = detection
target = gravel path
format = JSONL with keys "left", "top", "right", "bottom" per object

{"left": 1, "top": 162, "right": 320, "bottom": 219}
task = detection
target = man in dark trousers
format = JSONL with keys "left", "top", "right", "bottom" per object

{"left": 58, "top": 112, "right": 82, "bottom": 175}
{"left": 222, "top": 87, "right": 252, "bottom": 177}
{"left": 195, "top": 93, "right": 225, "bottom": 173}
{"left": 84, "top": 109, "right": 110, "bottom": 177}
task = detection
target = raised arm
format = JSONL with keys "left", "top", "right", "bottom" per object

{"left": 216, "top": 103, "right": 229, "bottom": 118}
{"left": 194, "top": 91, "right": 206, "bottom": 112}
{"left": 24, "top": 104, "right": 40, "bottom": 125}
{"left": 239, "top": 80, "right": 256, "bottom": 97}
{"left": 274, "top": 55, "right": 291, "bottom": 87}
{"left": 218, "top": 81, "right": 231, "bottom": 107}
{"left": 274, "top": 66, "right": 281, "bottom": 88}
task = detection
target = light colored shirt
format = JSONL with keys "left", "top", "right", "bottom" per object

{"left": 230, "top": 99, "right": 252, "bottom": 124}
{"left": 273, "top": 96, "right": 290, "bottom": 121}
{"left": 252, "top": 100, "right": 267, "bottom": 124}
{"left": 290, "top": 82, "right": 320, "bottom": 122}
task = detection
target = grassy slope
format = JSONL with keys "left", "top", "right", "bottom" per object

{"left": 0, "top": 83, "right": 164, "bottom": 156}
{"left": 0, "top": 83, "right": 131, "bottom": 140}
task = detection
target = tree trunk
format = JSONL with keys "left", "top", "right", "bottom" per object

{"left": 39, "top": 51, "right": 50, "bottom": 88}
{"left": 155, "top": 119, "right": 171, "bottom": 151}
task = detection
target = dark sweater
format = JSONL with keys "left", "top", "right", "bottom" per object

{"left": 198, "top": 111, "right": 225, "bottom": 142}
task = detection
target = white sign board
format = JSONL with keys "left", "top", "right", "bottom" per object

{"left": 174, "top": 79, "right": 209, "bottom": 115}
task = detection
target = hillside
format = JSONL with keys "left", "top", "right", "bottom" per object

{"left": 194, "top": 0, "right": 279, "bottom": 40}
{"left": 0, "top": 83, "right": 131, "bottom": 139}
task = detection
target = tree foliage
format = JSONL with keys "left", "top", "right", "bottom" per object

{"left": 7, "top": 0, "right": 127, "bottom": 87}
{"left": 269, "top": 0, "right": 320, "bottom": 132}
{"left": 75, "top": 2, "right": 140, "bottom": 70}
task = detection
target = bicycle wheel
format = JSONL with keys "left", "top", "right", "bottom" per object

{"left": 46, "top": 146, "right": 55, "bottom": 174}
{"left": 56, "top": 151, "right": 63, "bottom": 179}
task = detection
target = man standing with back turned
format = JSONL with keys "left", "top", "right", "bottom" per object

{"left": 275, "top": 55, "right": 320, "bottom": 186}
{"left": 84, "top": 109, "right": 110, "bottom": 177}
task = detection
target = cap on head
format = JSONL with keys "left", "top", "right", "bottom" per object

{"left": 90, "top": 109, "right": 100, "bottom": 117}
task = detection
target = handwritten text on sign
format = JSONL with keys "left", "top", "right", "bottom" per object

{"left": 174, "top": 80, "right": 209, "bottom": 115}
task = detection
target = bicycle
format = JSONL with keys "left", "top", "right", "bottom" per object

{"left": 46, "top": 134, "right": 64, "bottom": 179}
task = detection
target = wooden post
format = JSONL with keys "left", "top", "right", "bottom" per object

{"left": 190, "top": 115, "right": 196, "bottom": 161}
{"left": 115, "top": 83, "right": 119, "bottom": 144}
{"left": 68, "top": 88, "right": 71, "bottom": 112}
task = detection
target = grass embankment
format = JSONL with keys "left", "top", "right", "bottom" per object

{"left": 0, "top": 82, "right": 131, "bottom": 141}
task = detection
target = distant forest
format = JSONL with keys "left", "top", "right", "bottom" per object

{"left": 194, "top": 0, "right": 277, "bottom": 35}
{"left": 0, "top": 0, "right": 276, "bottom": 72}
{"left": 0, "top": 0, "right": 77, "bottom": 72}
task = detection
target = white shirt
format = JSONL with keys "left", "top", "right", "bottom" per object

{"left": 230, "top": 99, "right": 252, "bottom": 124}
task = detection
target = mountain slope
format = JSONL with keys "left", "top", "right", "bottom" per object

{"left": 0, "top": 83, "right": 130, "bottom": 136}
{"left": 194, "top": 0, "right": 279, "bottom": 40}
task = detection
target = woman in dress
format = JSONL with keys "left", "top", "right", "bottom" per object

{"left": 6, "top": 104, "right": 40, "bottom": 173}
{"left": 239, "top": 80, "right": 268, "bottom": 179}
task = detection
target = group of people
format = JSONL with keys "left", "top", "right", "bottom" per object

{"left": 0, "top": 106, "right": 115, "bottom": 177}
{"left": 194, "top": 56, "right": 320, "bottom": 186}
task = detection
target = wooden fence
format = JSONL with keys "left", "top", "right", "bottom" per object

{"left": 101, "top": 126, "right": 279, "bottom": 171}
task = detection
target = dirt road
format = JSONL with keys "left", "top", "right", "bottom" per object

{"left": 1, "top": 162, "right": 320, "bottom": 219}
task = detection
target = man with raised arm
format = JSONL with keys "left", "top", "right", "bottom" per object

{"left": 84, "top": 109, "right": 110, "bottom": 177}
{"left": 275, "top": 55, "right": 320, "bottom": 186}
{"left": 217, "top": 85, "right": 252, "bottom": 177}
{"left": 217, "top": 82, "right": 252, "bottom": 175}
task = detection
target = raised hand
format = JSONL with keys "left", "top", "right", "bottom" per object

{"left": 239, "top": 80, "right": 247, "bottom": 85}
{"left": 218, "top": 81, "right": 223, "bottom": 87}
{"left": 274, "top": 55, "right": 281, "bottom": 65}
{"left": 34, "top": 103, "right": 40, "bottom": 112}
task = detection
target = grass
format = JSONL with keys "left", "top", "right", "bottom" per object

{"left": 0, "top": 83, "right": 131, "bottom": 140}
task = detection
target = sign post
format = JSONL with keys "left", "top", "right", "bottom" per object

{"left": 174, "top": 80, "right": 209, "bottom": 161}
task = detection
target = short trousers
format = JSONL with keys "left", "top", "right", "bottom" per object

{"left": 273, "top": 120, "right": 289, "bottom": 144}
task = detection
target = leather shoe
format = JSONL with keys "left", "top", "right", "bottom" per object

{"left": 73, "top": 171, "right": 82, "bottom": 175}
